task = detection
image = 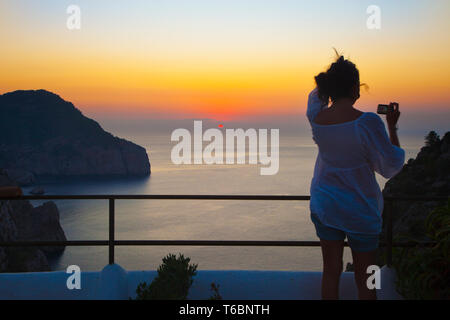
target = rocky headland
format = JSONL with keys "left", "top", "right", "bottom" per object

{"left": 0, "top": 172, "right": 66, "bottom": 272}
{"left": 0, "top": 90, "right": 150, "bottom": 182}
{"left": 382, "top": 131, "right": 450, "bottom": 242}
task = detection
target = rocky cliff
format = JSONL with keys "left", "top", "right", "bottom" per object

{"left": 382, "top": 131, "right": 450, "bottom": 241}
{"left": 0, "top": 173, "right": 67, "bottom": 272}
{"left": 0, "top": 90, "right": 150, "bottom": 178}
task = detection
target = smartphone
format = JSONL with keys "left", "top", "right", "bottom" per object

{"left": 377, "top": 104, "right": 393, "bottom": 114}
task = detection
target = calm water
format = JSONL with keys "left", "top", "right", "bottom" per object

{"left": 22, "top": 131, "right": 424, "bottom": 271}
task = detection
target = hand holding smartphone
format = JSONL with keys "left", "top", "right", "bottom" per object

{"left": 377, "top": 102, "right": 401, "bottom": 147}
{"left": 377, "top": 103, "right": 394, "bottom": 114}
{"left": 377, "top": 102, "right": 400, "bottom": 127}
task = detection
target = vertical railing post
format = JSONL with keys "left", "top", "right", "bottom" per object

{"left": 109, "top": 198, "right": 115, "bottom": 265}
{"left": 385, "top": 200, "right": 393, "bottom": 267}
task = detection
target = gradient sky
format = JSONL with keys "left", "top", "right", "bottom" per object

{"left": 1, "top": 0, "right": 449, "bottom": 121}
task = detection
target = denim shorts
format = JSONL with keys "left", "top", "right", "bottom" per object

{"left": 310, "top": 213, "right": 379, "bottom": 252}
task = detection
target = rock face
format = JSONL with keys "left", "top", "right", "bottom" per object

{"left": 0, "top": 90, "right": 150, "bottom": 177}
{"left": 0, "top": 173, "right": 67, "bottom": 272}
{"left": 382, "top": 131, "right": 450, "bottom": 241}
{"left": 9, "top": 200, "right": 66, "bottom": 255}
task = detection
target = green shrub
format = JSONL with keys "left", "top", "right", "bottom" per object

{"left": 135, "top": 253, "right": 198, "bottom": 300}
{"left": 392, "top": 200, "right": 450, "bottom": 299}
{"left": 425, "top": 131, "right": 440, "bottom": 147}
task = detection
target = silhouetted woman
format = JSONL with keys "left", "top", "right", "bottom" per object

{"left": 307, "top": 54, "right": 405, "bottom": 300}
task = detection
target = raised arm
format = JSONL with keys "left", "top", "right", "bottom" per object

{"left": 386, "top": 102, "right": 401, "bottom": 147}
{"left": 306, "top": 88, "right": 328, "bottom": 125}
{"left": 359, "top": 113, "right": 405, "bottom": 179}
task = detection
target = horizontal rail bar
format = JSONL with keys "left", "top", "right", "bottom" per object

{"left": 0, "top": 195, "right": 310, "bottom": 201}
{"left": 114, "top": 240, "right": 437, "bottom": 247}
{"left": 0, "top": 195, "right": 447, "bottom": 201}
{"left": 0, "top": 194, "right": 444, "bottom": 266}
{"left": 0, "top": 240, "right": 437, "bottom": 247}
{"left": 0, "top": 240, "right": 108, "bottom": 246}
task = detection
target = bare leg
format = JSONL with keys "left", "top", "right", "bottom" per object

{"left": 319, "top": 239, "right": 344, "bottom": 300}
{"left": 351, "top": 249, "right": 377, "bottom": 300}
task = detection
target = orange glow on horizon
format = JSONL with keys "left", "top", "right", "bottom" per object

{"left": 1, "top": 1, "right": 449, "bottom": 120}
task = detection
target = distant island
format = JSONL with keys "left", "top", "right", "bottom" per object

{"left": 0, "top": 90, "right": 150, "bottom": 182}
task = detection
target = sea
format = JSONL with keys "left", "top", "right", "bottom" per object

{"left": 22, "top": 127, "right": 427, "bottom": 272}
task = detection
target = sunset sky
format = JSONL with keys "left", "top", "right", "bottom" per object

{"left": 1, "top": 0, "right": 449, "bottom": 122}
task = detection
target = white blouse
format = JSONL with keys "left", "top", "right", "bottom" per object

{"left": 306, "top": 88, "right": 405, "bottom": 234}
